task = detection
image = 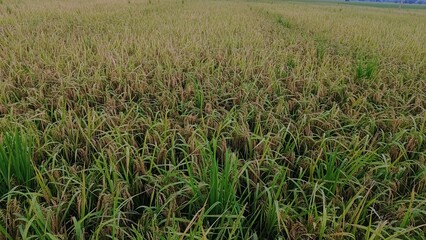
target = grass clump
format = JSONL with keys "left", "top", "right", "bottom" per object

{"left": 0, "top": 130, "right": 35, "bottom": 197}
{"left": 276, "top": 15, "right": 291, "bottom": 28}
{"left": 356, "top": 57, "right": 379, "bottom": 80}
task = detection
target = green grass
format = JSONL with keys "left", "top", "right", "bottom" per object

{"left": 0, "top": 0, "right": 425, "bottom": 239}
{"left": 0, "top": 130, "right": 34, "bottom": 197}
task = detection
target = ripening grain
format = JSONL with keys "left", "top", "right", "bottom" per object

{"left": 0, "top": 0, "right": 425, "bottom": 239}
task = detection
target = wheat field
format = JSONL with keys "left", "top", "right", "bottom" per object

{"left": 0, "top": 0, "right": 426, "bottom": 239}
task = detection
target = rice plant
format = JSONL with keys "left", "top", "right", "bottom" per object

{"left": 0, "top": 0, "right": 425, "bottom": 239}
{"left": 0, "top": 130, "right": 34, "bottom": 197}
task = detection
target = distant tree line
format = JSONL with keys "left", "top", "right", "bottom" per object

{"left": 349, "top": 0, "right": 426, "bottom": 3}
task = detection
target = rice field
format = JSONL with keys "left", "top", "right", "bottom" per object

{"left": 0, "top": 0, "right": 425, "bottom": 239}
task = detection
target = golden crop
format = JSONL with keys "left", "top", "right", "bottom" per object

{"left": 0, "top": 0, "right": 425, "bottom": 239}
